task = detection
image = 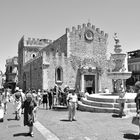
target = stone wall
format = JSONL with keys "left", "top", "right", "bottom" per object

{"left": 18, "top": 36, "right": 49, "bottom": 89}
{"left": 42, "top": 52, "right": 77, "bottom": 90}
{"left": 18, "top": 23, "right": 112, "bottom": 92}
{"left": 23, "top": 56, "right": 43, "bottom": 90}
{"left": 66, "top": 23, "right": 112, "bottom": 92}
{"left": 40, "top": 34, "right": 67, "bottom": 56}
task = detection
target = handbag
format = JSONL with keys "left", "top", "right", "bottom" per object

{"left": 132, "top": 116, "right": 140, "bottom": 126}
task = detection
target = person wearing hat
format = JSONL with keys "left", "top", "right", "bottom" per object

{"left": 37, "top": 89, "right": 42, "bottom": 106}
{"left": 22, "top": 92, "right": 37, "bottom": 137}
{"left": 13, "top": 89, "right": 22, "bottom": 120}
{"left": 67, "top": 89, "right": 78, "bottom": 121}
{"left": 134, "top": 81, "right": 140, "bottom": 137}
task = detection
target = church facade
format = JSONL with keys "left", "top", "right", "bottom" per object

{"left": 18, "top": 22, "right": 112, "bottom": 93}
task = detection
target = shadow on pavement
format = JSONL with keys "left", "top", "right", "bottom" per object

{"left": 112, "top": 114, "right": 120, "bottom": 118}
{"left": 13, "top": 133, "right": 30, "bottom": 137}
{"left": 7, "top": 118, "right": 16, "bottom": 121}
{"left": 123, "top": 133, "right": 140, "bottom": 139}
{"left": 60, "top": 119, "right": 71, "bottom": 122}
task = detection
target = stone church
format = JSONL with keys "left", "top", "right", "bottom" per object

{"left": 18, "top": 22, "right": 112, "bottom": 94}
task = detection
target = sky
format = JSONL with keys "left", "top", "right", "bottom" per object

{"left": 0, "top": 0, "right": 140, "bottom": 73}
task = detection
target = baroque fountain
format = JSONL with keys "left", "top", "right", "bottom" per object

{"left": 78, "top": 33, "right": 136, "bottom": 114}
{"left": 107, "top": 33, "right": 132, "bottom": 94}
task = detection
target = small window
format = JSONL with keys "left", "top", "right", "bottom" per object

{"left": 55, "top": 67, "right": 63, "bottom": 84}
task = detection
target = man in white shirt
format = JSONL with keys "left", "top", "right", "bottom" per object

{"left": 67, "top": 89, "right": 78, "bottom": 121}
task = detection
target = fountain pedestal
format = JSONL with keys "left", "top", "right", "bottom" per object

{"left": 107, "top": 41, "right": 132, "bottom": 94}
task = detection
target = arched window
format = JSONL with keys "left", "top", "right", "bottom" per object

{"left": 32, "top": 53, "right": 36, "bottom": 58}
{"left": 55, "top": 67, "right": 63, "bottom": 84}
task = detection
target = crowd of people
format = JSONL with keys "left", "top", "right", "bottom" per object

{"left": 1, "top": 82, "right": 140, "bottom": 137}
{"left": 0, "top": 85, "right": 79, "bottom": 137}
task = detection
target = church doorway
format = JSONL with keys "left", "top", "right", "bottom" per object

{"left": 84, "top": 75, "right": 95, "bottom": 94}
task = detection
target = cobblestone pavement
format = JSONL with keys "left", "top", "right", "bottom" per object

{"left": 0, "top": 102, "right": 140, "bottom": 140}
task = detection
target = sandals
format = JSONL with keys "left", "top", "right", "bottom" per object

{"left": 27, "top": 132, "right": 34, "bottom": 137}
{"left": 30, "top": 133, "right": 34, "bottom": 137}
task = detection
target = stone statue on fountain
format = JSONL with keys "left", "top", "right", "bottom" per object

{"left": 114, "top": 33, "right": 120, "bottom": 45}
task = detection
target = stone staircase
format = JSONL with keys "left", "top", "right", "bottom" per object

{"left": 78, "top": 93, "right": 136, "bottom": 114}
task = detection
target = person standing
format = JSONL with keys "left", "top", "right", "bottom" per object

{"left": 42, "top": 90, "right": 48, "bottom": 109}
{"left": 67, "top": 89, "right": 78, "bottom": 121}
{"left": 37, "top": 89, "right": 42, "bottom": 106}
{"left": 2, "top": 88, "right": 10, "bottom": 114}
{"left": 48, "top": 89, "right": 53, "bottom": 109}
{"left": 84, "top": 90, "right": 89, "bottom": 99}
{"left": 19, "top": 89, "right": 26, "bottom": 114}
{"left": 32, "top": 90, "right": 38, "bottom": 121}
{"left": 22, "top": 93, "right": 37, "bottom": 137}
{"left": 53, "top": 86, "right": 57, "bottom": 106}
{"left": 19, "top": 89, "right": 26, "bottom": 103}
{"left": 14, "top": 90, "right": 22, "bottom": 120}
{"left": 134, "top": 81, "right": 140, "bottom": 137}
{"left": 63, "top": 86, "right": 69, "bottom": 106}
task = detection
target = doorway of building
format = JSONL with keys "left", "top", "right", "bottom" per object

{"left": 84, "top": 75, "right": 95, "bottom": 94}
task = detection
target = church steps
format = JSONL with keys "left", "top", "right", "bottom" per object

{"left": 78, "top": 101, "right": 120, "bottom": 113}
{"left": 81, "top": 98, "right": 136, "bottom": 109}
{"left": 87, "top": 94, "right": 135, "bottom": 103}
{"left": 78, "top": 93, "right": 136, "bottom": 113}
{"left": 78, "top": 101, "right": 136, "bottom": 113}
{"left": 81, "top": 98, "right": 116, "bottom": 108}
{"left": 87, "top": 95, "right": 116, "bottom": 103}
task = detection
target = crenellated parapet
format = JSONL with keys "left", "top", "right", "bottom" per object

{"left": 23, "top": 36, "right": 53, "bottom": 47}
{"left": 65, "top": 22, "right": 108, "bottom": 39}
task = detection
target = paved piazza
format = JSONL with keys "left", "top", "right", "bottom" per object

{"left": 0, "top": 102, "right": 139, "bottom": 140}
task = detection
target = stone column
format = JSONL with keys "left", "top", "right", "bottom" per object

{"left": 98, "top": 75, "right": 101, "bottom": 93}
{"left": 81, "top": 74, "right": 85, "bottom": 93}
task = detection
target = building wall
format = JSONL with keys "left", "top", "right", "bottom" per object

{"left": 18, "top": 23, "right": 112, "bottom": 92}
{"left": 42, "top": 52, "right": 76, "bottom": 90}
{"left": 40, "top": 34, "right": 67, "bottom": 56}
{"left": 66, "top": 23, "right": 112, "bottom": 92}
{"left": 5, "top": 56, "right": 18, "bottom": 83}
{"left": 23, "top": 56, "right": 43, "bottom": 90}
{"left": 128, "top": 50, "right": 140, "bottom": 82}
{"left": 66, "top": 23, "right": 108, "bottom": 59}
{"left": 18, "top": 36, "right": 51, "bottom": 89}
{"left": 41, "top": 22, "right": 112, "bottom": 92}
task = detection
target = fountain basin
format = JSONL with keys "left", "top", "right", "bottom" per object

{"left": 107, "top": 72, "right": 132, "bottom": 80}
{"left": 78, "top": 93, "right": 136, "bottom": 113}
